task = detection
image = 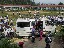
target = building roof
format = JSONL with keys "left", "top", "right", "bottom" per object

{"left": 0, "top": 5, "right": 31, "bottom": 7}
{"left": 0, "top": 4, "right": 64, "bottom": 8}
{"left": 39, "top": 5, "right": 64, "bottom": 7}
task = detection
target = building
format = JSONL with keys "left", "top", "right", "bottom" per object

{"left": 0, "top": 4, "right": 64, "bottom": 11}
{"left": 39, "top": 4, "right": 64, "bottom": 11}
{"left": 0, "top": 5, "right": 31, "bottom": 11}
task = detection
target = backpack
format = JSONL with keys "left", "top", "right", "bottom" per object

{"left": 45, "top": 37, "right": 52, "bottom": 43}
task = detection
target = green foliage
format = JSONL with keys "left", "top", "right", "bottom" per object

{"left": 54, "top": 26, "right": 64, "bottom": 43}
{"left": 0, "top": 0, "right": 35, "bottom": 5}
{"left": 0, "top": 38, "right": 20, "bottom": 48}
{"left": 0, "top": 11, "right": 8, "bottom": 16}
{"left": 58, "top": 2, "right": 64, "bottom": 5}
{"left": 55, "top": 26, "right": 64, "bottom": 36}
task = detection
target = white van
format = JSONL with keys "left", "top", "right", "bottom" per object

{"left": 16, "top": 18, "right": 32, "bottom": 36}
{"left": 41, "top": 17, "right": 56, "bottom": 34}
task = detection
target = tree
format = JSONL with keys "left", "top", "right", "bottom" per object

{"left": 58, "top": 2, "right": 64, "bottom": 5}
{"left": 0, "top": 0, "right": 36, "bottom": 5}
{"left": 36, "top": 2, "right": 40, "bottom": 5}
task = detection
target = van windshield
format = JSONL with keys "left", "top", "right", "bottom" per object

{"left": 17, "top": 22, "right": 30, "bottom": 27}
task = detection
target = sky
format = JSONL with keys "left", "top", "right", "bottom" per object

{"left": 34, "top": 0, "right": 64, "bottom": 4}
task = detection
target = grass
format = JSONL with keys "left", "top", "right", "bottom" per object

{"left": 0, "top": 11, "right": 8, "bottom": 16}
{"left": 4, "top": 10, "right": 64, "bottom": 17}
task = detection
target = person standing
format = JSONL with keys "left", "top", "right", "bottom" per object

{"left": 45, "top": 36, "right": 50, "bottom": 48}
{"left": 10, "top": 19, "right": 13, "bottom": 26}
{"left": 31, "top": 26, "right": 35, "bottom": 43}
{"left": 10, "top": 28, "right": 14, "bottom": 38}
{"left": 45, "top": 35, "right": 52, "bottom": 48}
{"left": 39, "top": 29, "right": 43, "bottom": 41}
{"left": 13, "top": 12, "right": 14, "bottom": 15}
{"left": 17, "top": 12, "right": 18, "bottom": 15}
{"left": 19, "top": 12, "right": 20, "bottom": 15}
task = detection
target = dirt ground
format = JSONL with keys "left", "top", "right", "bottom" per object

{"left": 12, "top": 37, "right": 62, "bottom": 48}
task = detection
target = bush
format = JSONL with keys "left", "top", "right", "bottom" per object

{"left": 54, "top": 26, "right": 64, "bottom": 43}
{"left": 0, "top": 38, "right": 20, "bottom": 48}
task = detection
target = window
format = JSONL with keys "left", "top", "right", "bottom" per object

{"left": 17, "top": 22, "right": 30, "bottom": 27}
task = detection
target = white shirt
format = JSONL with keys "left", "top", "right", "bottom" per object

{"left": 0, "top": 25, "right": 1, "bottom": 29}
{"left": 58, "top": 18, "right": 61, "bottom": 21}
{"left": 11, "top": 28, "right": 14, "bottom": 32}
{"left": 4, "top": 28, "right": 10, "bottom": 36}
{"left": 4, "top": 19, "right": 7, "bottom": 23}
{"left": 11, "top": 20, "right": 13, "bottom": 23}
{"left": 63, "top": 18, "right": 64, "bottom": 21}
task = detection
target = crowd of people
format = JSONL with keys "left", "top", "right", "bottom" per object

{"left": 45, "top": 15, "right": 64, "bottom": 26}
{"left": 0, "top": 15, "right": 14, "bottom": 38}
